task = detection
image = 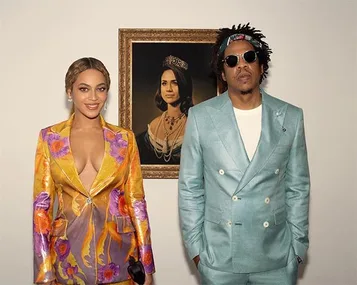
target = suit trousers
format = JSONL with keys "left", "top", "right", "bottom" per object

{"left": 198, "top": 247, "right": 298, "bottom": 285}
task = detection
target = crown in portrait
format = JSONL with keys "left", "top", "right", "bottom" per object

{"left": 163, "top": 55, "right": 188, "bottom": 70}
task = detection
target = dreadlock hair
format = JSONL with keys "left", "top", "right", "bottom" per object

{"left": 211, "top": 23, "right": 272, "bottom": 93}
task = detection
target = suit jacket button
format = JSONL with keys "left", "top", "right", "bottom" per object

{"left": 263, "top": 221, "right": 269, "bottom": 228}
{"left": 227, "top": 220, "right": 232, "bottom": 226}
{"left": 86, "top": 197, "right": 92, "bottom": 204}
{"left": 264, "top": 197, "right": 270, "bottom": 204}
{"left": 275, "top": 169, "right": 280, "bottom": 175}
{"left": 232, "top": 195, "right": 239, "bottom": 201}
{"left": 219, "top": 169, "right": 225, "bottom": 175}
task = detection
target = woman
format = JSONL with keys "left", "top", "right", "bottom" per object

{"left": 136, "top": 55, "right": 193, "bottom": 164}
{"left": 33, "top": 57, "right": 155, "bottom": 285}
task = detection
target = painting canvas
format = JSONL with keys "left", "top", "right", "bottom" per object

{"left": 119, "top": 29, "right": 217, "bottom": 178}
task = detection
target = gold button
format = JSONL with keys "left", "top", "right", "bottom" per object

{"left": 263, "top": 221, "right": 269, "bottom": 228}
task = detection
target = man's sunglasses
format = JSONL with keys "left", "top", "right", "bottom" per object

{"left": 222, "top": 50, "right": 258, "bottom": 68}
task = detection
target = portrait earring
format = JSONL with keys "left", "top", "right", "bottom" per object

{"left": 104, "top": 102, "right": 108, "bottom": 111}
{"left": 68, "top": 97, "right": 73, "bottom": 102}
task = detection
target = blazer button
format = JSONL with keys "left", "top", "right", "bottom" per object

{"left": 232, "top": 195, "right": 239, "bottom": 201}
{"left": 219, "top": 169, "right": 225, "bottom": 175}
{"left": 275, "top": 169, "right": 280, "bottom": 175}
{"left": 86, "top": 197, "right": 92, "bottom": 204}
{"left": 264, "top": 197, "right": 270, "bottom": 204}
{"left": 263, "top": 221, "right": 269, "bottom": 228}
{"left": 227, "top": 220, "right": 232, "bottom": 227}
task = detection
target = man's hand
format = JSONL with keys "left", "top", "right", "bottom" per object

{"left": 193, "top": 255, "right": 200, "bottom": 268}
{"left": 143, "top": 273, "right": 153, "bottom": 285}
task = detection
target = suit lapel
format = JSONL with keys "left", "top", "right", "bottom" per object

{"left": 209, "top": 93, "right": 250, "bottom": 172}
{"left": 235, "top": 91, "right": 287, "bottom": 193}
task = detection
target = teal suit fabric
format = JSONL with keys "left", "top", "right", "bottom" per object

{"left": 178, "top": 90, "right": 310, "bottom": 275}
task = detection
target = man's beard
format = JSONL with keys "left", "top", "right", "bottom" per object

{"left": 240, "top": 88, "right": 253, "bottom": 95}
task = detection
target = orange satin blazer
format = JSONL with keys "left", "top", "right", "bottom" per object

{"left": 33, "top": 115, "right": 155, "bottom": 284}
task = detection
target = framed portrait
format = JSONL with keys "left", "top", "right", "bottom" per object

{"left": 119, "top": 28, "right": 218, "bottom": 179}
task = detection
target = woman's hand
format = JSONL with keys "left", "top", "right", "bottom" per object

{"left": 143, "top": 273, "right": 153, "bottom": 285}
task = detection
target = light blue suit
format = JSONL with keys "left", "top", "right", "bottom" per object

{"left": 178, "top": 90, "right": 310, "bottom": 281}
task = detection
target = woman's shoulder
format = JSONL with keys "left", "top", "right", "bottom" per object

{"left": 148, "top": 115, "right": 161, "bottom": 130}
{"left": 105, "top": 122, "right": 134, "bottom": 137}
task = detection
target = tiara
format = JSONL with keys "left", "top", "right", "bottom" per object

{"left": 163, "top": 55, "right": 188, "bottom": 70}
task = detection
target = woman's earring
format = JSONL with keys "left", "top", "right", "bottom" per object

{"left": 68, "top": 97, "right": 73, "bottom": 102}
{"left": 104, "top": 102, "right": 108, "bottom": 111}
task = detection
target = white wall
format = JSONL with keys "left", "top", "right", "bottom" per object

{"left": 0, "top": 0, "right": 356, "bottom": 284}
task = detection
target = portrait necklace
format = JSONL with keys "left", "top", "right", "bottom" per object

{"left": 164, "top": 112, "right": 185, "bottom": 130}
{"left": 151, "top": 111, "right": 186, "bottom": 162}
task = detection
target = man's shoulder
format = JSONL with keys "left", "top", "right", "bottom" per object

{"left": 190, "top": 92, "right": 228, "bottom": 114}
{"left": 263, "top": 91, "right": 303, "bottom": 115}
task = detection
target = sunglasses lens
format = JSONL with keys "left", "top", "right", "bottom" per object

{"left": 225, "top": 55, "right": 238, "bottom": 67}
{"left": 243, "top": 50, "right": 257, "bottom": 63}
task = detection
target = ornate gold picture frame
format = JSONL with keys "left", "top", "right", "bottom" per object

{"left": 118, "top": 28, "right": 217, "bottom": 179}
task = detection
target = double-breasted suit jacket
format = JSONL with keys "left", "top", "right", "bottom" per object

{"left": 33, "top": 115, "right": 155, "bottom": 284}
{"left": 179, "top": 90, "right": 310, "bottom": 274}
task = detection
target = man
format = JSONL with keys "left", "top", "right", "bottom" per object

{"left": 178, "top": 23, "right": 310, "bottom": 285}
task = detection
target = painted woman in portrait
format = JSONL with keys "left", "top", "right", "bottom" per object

{"left": 136, "top": 55, "right": 193, "bottom": 164}
{"left": 32, "top": 57, "right": 155, "bottom": 285}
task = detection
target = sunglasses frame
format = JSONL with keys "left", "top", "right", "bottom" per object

{"left": 222, "top": 50, "right": 259, "bottom": 68}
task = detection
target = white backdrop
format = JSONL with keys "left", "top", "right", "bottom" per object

{"left": 0, "top": 1, "right": 356, "bottom": 284}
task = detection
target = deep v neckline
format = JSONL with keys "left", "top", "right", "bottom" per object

{"left": 68, "top": 127, "right": 107, "bottom": 194}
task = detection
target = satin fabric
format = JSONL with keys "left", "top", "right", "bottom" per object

{"left": 33, "top": 114, "right": 155, "bottom": 284}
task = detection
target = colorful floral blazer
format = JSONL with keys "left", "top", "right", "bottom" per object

{"left": 33, "top": 115, "right": 155, "bottom": 284}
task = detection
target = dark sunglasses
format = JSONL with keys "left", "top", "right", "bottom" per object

{"left": 222, "top": 50, "right": 258, "bottom": 67}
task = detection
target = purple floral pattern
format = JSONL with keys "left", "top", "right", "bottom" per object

{"left": 98, "top": 262, "right": 120, "bottom": 283}
{"left": 63, "top": 262, "right": 78, "bottom": 279}
{"left": 104, "top": 129, "right": 128, "bottom": 163}
{"left": 33, "top": 192, "right": 51, "bottom": 256}
{"left": 140, "top": 244, "right": 155, "bottom": 273}
{"left": 43, "top": 131, "right": 70, "bottom": 158}
{"left": 134, "top": 200, "right": 148, "bottom": 222}
{"left": 34, "top": 192, "right": 50, "bottom": 210}
{"left": 109, "top": 188, "right": 129, "bottom": 217}
{"left": 55, "top": 238, "right": 71, "bottom": 261}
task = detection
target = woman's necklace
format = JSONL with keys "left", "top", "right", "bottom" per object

{"left": 152, "top": 111, "right": 186, "bottom": 162}
{"left": 164, "top": 112, "right": 185, "bottom": 130}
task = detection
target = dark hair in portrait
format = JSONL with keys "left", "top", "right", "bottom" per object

{"left": 154, "top": 63, "right": 193, "bottom": 116}
{"left": 132, "top": 43, "right": 216, "bottom": 166}
{"left": 211, "top": 23, "right": 272, "bottom": 92}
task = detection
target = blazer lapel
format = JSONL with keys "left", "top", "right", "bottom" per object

{"left": 48, "top": 115, "right": 88, "bottom": 196}
{"left": 209, "top": 93, "right": 250, "bottom": 172}
{"left": 89, "top": 118, "right": 128, "bottom": 197}
{"left": 235, "top": 91, "right": 287, "bottom": 193}
{"left": 48, "top": 115, "right": 128, "bottom": 197}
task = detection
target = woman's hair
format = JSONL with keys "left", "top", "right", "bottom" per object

{"left": 65, "top": 57, "right": 111, "bottom": 92}
{"left": 211, "top": 23, "right": 272, "bottom": 92}
{"left": 154, "top": 56, "right": 193, "bottom": 116}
